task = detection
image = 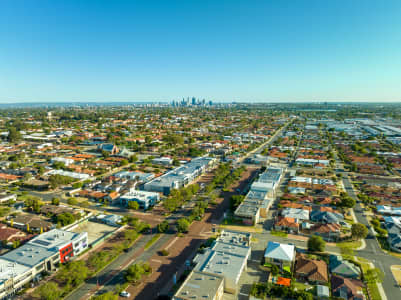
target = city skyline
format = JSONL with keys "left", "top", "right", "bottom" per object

{"left": 1, "top": 0, "right": 401, "bottom": 103}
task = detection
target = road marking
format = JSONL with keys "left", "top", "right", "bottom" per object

{"left": 165, "top": 237, "right": 179, "bottom": 250}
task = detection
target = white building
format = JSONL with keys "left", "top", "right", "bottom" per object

{"left": 0, "top": 229, "right": 88, "bottom": 299}
{"left": 48, "top": 169, "right": 91, "bottom": 180}
{"left": 144, "top": 157, "right": 215, "bottom": 195}
{"left": 120, "top": 189, "right": 160, "bottom": 209}
{"left": 51, "top": 157, "right": 75, "bottom": 166}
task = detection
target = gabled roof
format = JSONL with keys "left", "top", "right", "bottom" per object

{"left": 264, "top": 241, "right": 295, "bottom": 262}
{"left": 295, "top": 253, "right": 328, "bottom": 282}
{"left": 329, "top": 255, "right": 361, "bottom": 278}
{"left": 310, "top": 210, "right": 344, "bottom": 223}
{"left": 331, "top": 275, "right": 364, "bottom": 300}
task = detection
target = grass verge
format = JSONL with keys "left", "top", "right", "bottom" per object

{"left": 270, "top": 230, "right": 288, "bottom": 238}
{"left": 144, "top": 234, "right": 161, "bottom": 250}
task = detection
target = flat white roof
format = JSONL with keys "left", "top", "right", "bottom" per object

{"left": 120, "top": 190, "right": 159, "bottom": 201}
{"left": 28, "top": 229, "right": 86, "bottom": 250}
{"left": 0, "top": 258, "right": 30, "bottom": 285}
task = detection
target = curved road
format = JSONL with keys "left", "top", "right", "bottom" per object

{"left": 340, "top": 169, "right": 401, "bottom": 300}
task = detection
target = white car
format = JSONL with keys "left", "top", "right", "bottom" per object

{"left": 120, "top": 291, "right": 131, "bottom": 298}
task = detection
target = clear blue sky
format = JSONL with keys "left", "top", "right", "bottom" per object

{"left": 1, "top": 0, "right": 401, "bottom": 103}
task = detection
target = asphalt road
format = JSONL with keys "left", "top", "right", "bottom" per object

{"left": 341, "top": 173, "right": 401, "bottom": 300}
{"left": 65, "top": 232, "right": 172, "bottom": 300}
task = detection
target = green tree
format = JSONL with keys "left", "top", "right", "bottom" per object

{"left": 307, "top": 235, "right": 326, "bottom": 252}
{"left": 129, "top": 155, "right": 138, "bottom": 163}
{"left": 67, "top": 197, "right": 78, "bottom": 206}
{"left": 102, "top": 150, "right": 110, "bottom": 158}
{"left": 177, "top": 218, "right": 190, "bottom": 233}
{"left": 157, "top": 220, "right": 169, "bottom": 233}
{"left": 339, "top": 193, "right": 356, "bottom": 208}
{"left": 55, "top": 212, "right": 76, "bottom": 226}
{"left": 125, "top": 263, "right": 144, "bottom": 284}
{"left": 72, "top": 182, "right": 83, "bottom": 189}
{"left": 8, "top": 127, "right": 21, "bottom": 143}
{"left": 124, "top": 229, "right": 139, "bottom": 242}
{"left": 51, "top": 197, "right": 60, "bottom": 206}
{"left": 351, "top": 223, "right": 368, "bottom": 240}
{"left": 270, "top": 264, "right": 279, "bottom": 276}
{"left": 128, "top": 201, "right": 139, "bottom": 210}
{"left": 120, "top": 159, "right": 129, "bottom": 166}
{"left": 36, "top": 282, "right": 61, "bottom": 300}
{"left": 57, "top": 261, "right": 88, "bottom": 287}
{"left": 24, "top": 196, "right": 42, "bottom": 213}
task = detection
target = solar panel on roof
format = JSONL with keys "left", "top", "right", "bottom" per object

{"left": 32, "top": 240, "right": 51, "bottom": 246}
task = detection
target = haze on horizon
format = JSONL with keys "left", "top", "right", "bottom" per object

{"left": 1, "top": 0, "right": 401, "bottom": 103}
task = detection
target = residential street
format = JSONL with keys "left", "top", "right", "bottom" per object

{"left": 341, "top": 173, "right": 401, "bottom": 300}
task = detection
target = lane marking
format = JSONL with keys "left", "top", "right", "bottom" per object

{"left": 165, "top": 237, "right": 179, "bottom": 250}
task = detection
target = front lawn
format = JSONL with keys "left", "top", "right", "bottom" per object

{"left": 336, "top": 240, "right": 362, "bottom": 249}
{"left": 270, "top": 230, "right": 288, "bottom": 237}
{"left": 292, "top": 281, "right": 309, "bottom": 291}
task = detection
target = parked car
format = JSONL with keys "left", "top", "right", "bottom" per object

{"left": 120, "top": 291, "right": 131, "bottom": 298}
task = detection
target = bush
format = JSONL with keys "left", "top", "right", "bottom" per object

{"left": 160, "top": 249, "right": 169, "bottom": 256}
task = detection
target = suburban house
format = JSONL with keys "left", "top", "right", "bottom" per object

{"left": 0, "top": 193, "right": 17, "bottom": 203}
{"left": 281, "top": 207, "right": 310, "bottom": 221}
{"left": 264, "top": 241, "right": 295, "bottom": 272}
{"left": 9, "top": 214, "right": 53, "bottom": 233}
{"left": 383, "top": 216, "right": 401, "bottom": 252}
{"left": 310, "top": 210, "right": 344, "bottom": 224}
{"left": 329, "top": 255, "right": 361, "bottom": 279}
{"left": 331, "top": 275, "right": 365, "bottom": 300}
{"left": 274, "top": 217, "right": 299, "bottom": 233}
{"left": 310, "top": 223, "right": 341, "bottom": 242}
{"left": 0, "top": 225, "right": 27, "bottom": 244}
{"left": 295, "top": 253, "right": 328, "bottom": 284}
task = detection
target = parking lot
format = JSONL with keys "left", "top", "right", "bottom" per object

{"left": 71, "top": 220, "right": 118, "bottom": 244}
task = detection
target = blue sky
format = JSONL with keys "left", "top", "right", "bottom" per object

{"left": 1, "top": 0, "right": 401, "bottom": 103}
